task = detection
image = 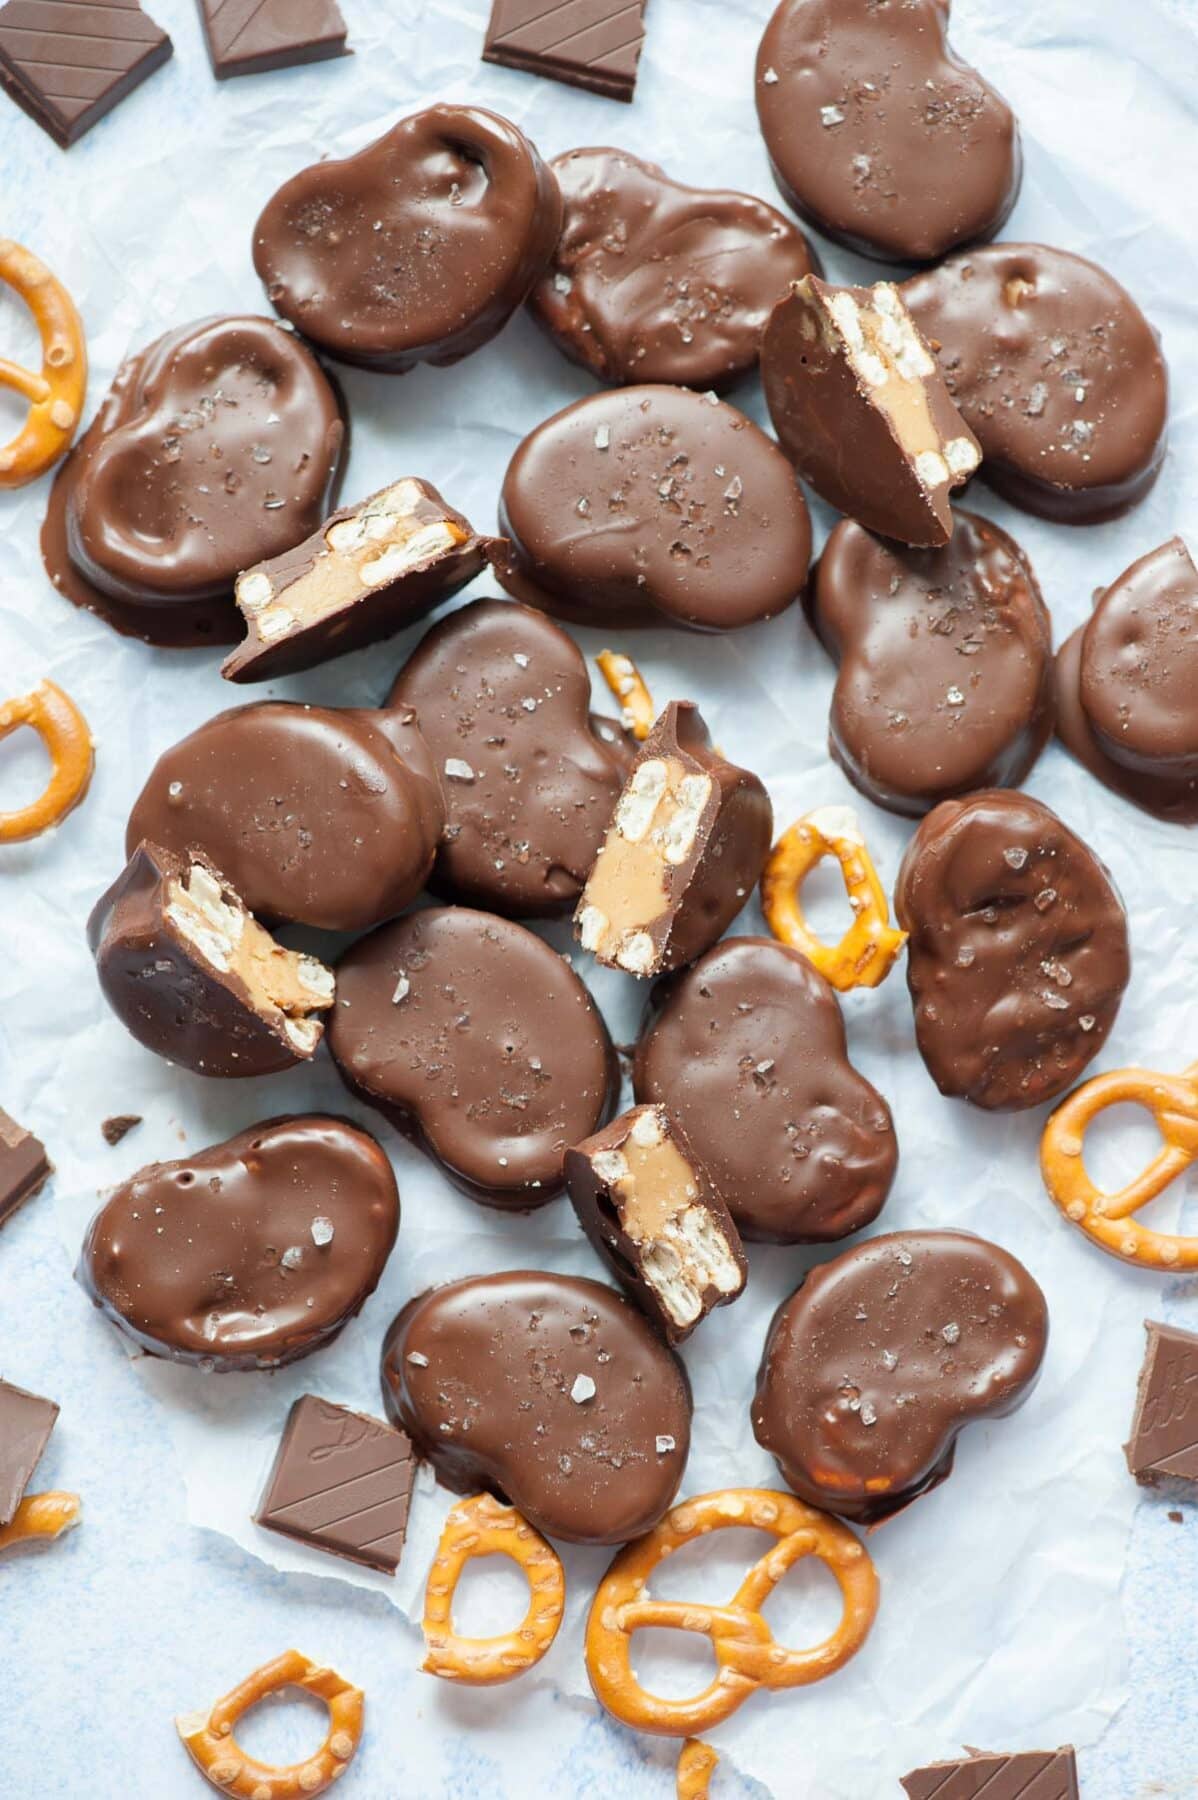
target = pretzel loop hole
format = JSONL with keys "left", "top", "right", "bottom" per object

{"left": 175, "top": 1649, "right": 364, "bottom": 1800}
{"left": 0, "top": 239, "right": 87, "bottom": 489}
{"left": 0, "top": 680, "right": 94, "bottom": 843}
{"left": 760, "top": 807, "right": 906, "bottom": 992}
{"left": 421, "top": 1492, "right": 565, "bottom": 1685}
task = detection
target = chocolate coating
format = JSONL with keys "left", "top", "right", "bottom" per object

{"left": 78, "top": 1117, "right": 399, "bottom": 1371}
{"left": 753, "top": 1230, "right": 1048, "bottom": 1523}
{"left": 380, "top": 1271, "right": 691, "bottom": 1544}
{"left": 903, "top": 245, "right": 1168, "bottom": 524}
{"left": 328, "top": 907, "right": 618, "bottom": 1208}
{"left": 895, "top": 791, "right": 1131, "bottom": 1111}
{"left": 253, "top": 104, "right": 562, "bottom": 373}
{"left": 634, "top": 937, "right": 897, "bottom": 1244}
{"left": 497, "top": 385, "right": 811, "bottom": 630}
{"left": 1057, "top": 538, "right": 1198, "bottom": 823}
{"left": 387, "top": 599, "right": 630, "bottom": 917}
{"left": 529, "top": 147, "right": 817, "bottom": 392}
{"left": 42, "top": 316, "right": 345, "bottom": 647}
{"left": 126, "top": 701, "right": 444, "bottom": 933}
{"left": 809, "top": 510, "right": 1055, "bottom": 817}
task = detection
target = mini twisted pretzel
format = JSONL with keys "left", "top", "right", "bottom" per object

{"left": 677, "top": 1739, "right": 719, "bottom": 1799}
{"left": 422, "top": 1492, "right": 565, "bottom": 1684}
{"left": 586, "top": 1488, "right": 879, "bottom": 1738}
{"left": 597, "top": 650, "right": 656, "bottom": 741}
{"left": 176, "top": 1650, "right": 364, "bottom": 1800}
{"left": 0, "top": 680, "right": 94, "bottom": 843}
{"left": 0, "top": 1492, "right": 81, "bottom": 1557}
{"left": 1042, "top": 1060, "right": 1198, "bottom": 1270}
{"left": 761, "top": 805, "right": 906, "bottom": 992}
{"left": 0, "top": 239, "right": 87, "bottom": 489}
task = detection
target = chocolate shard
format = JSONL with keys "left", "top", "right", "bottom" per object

{"left": 0, "top": 1110, "right": 51, "bottom": 1228}
{"left": 901, "top": 1747, "right": 1079, "bottom": 1799}
{"left": 101, "top": 1114, "right": 142, "bottom": 1146}
{"left": 1126, "top": 1321, "right": 1198, "bottom": 1488}
{"left": 197, "top": 0, "right": 348, "bottom": 80}
{"left": 256, "top": 1395, "right": 413, "bottom": 1573}
{"left": 0, "top": 1379, "right": 59, "bottom": 1528}
{"left": 0, "top": 0, "right": 172, "bottom": 149}
{"left": 482, "top": 0, "right": 647, "bottom": 103}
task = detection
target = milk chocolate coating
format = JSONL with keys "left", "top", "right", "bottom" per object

{"left": 809, "top": 510, "right": 1055, "bottom": 817}
{"left": 529, "top": 147, "right": 817, "bottom": 392}
{"left": 634, "top": 937, "right": 897, "bottom": 1244}
{"left": 753, "top": 1230, "right": 1048, "bottom": 1522}
{"left": 497, "top": 385, "right": 811, "bottom": 630}
{"left": 380, "top": 1270, "right": 691, "bottom": 1544}
{"left": 253, "top": 104, "right": 562, "bottom": 373}
{"left": 42, "top": 316, "right": 345, "bottom": 647}
{"left": 755, "top": 0, "right": 1021, "bottom": 265}
{"left": 903, "top": 245, "right": 1168, "bottom": 524}
{"left": 126, "top": 701, "right": 444, "bottom": 933}
{"left": 78, "top": 1117, "right": 399, "bottom": 1371}
{"left": 1056, "top": 538, "right": 1198, "bottom": 823}
{"left": 895, "top": 791, "right": 1131, "bottom": 1111}
{"left": 328, "top": 907, "right": 618, "bottom": 1209}
{"left": 387, "top": 599, "right": 631, "bottom": 917}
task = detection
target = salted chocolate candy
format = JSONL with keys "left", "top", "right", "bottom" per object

{"left": 565, "top": 1104, "right": 747, "bottom": 1344}
{"left": 222, "top": 478, "right": 491, "bottom": 682}
{"left": 762, "top": 275, "right": 981, "bottom": 547}
{"left": 89, "top": 843, "right": 334, "bottom": 1078}
{"left": 575, "top": 702, "right": 772, "bottom": 977}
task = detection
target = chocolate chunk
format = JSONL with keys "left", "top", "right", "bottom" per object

{"left": 89, "top": 843, "right": 335, "bottom": 1079}
{"left": 126, "top": 700, "right": 444, "bottom": 933}
{"left": 756, "top": 0, "right": 1020, "bottom": 264}
{"left": 253, "top": 104, "right": 562, "bottom": 373}
{"left": 197, "top": 0, "right": 348, "bottom": 79}
{"left": 634, "top": 937, "right": 897, "bottom": 1244}
{"left": 482, "top": 0, "right": 647, "bottom": 103}
{"left": 386, "top": 598, "right": 631, "bottom": 918}
{"left": 0, "top": 1109, "right": 51, "bottom": 1228}
{"left": 100, "top": 1114, "right": 141, "bottom": 1147}
{"left": 808, "top": 510, "right": 1055, "bottom": 817}
{"left": 1057, "top": 538, "right": 1198, "bottom": 823}
{"left": 902, "top": 1748, "right": 1079, "bottom": 1799}
{"left": 566, "top": 1104, "right": 746, "bottom": 1344}
{"left": 754, "top": 1230, "right": 1048, "bottom": 1523}
{"left": 895, "top": 791, "right": 1131, "bottom": 1111}
{"left": 762, "top": 276, "right": 980, "bottom": 548}
{"left": 576, "top": 701, "right": 771, "bottom": 977}
{"left": 380, "top": 1271, "right": 691, "bottom": 1544}
{"left": 78, "top": 1117, "right": 399, "bottom": 1371}
{"left": 42, "top": 316, "right": 345, "bottom": 647}
{"left": 903, "top": 245, "right": 1168, "bottom": 525}
{"left": 329, "top": 907, "right": 617, "bottom": 1209}
{"left": 0, "top": 0, "right": 171, "bottom": 149}
{"left": 0, "top": 1379, "right": 58, "bottom": 1528}
{"left": 498, "top": 384, "right": 811, "bottom": 630}
{"left": 529, "top": 148, "right": 817, "bottom": 392}
{"left": 1125, "top": 1321, "right": 1198, "bottom": 1490}
{"left": 255, "top": 1395, "right": 413, "bottom": 1574}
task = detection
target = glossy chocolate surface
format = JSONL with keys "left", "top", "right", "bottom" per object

{"left": 380, "top": 1270, "right": 691, "bottom": 1544}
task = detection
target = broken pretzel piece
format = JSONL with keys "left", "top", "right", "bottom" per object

{"left": 0, "top": 1491, "right": 81, "bottom": 1557}
{"left": 0, "top": 679, "right": 94, "bottom": 843}
{"left": 677, "top": 1739, "right": 719, "bottom": 1800}
{"left": 761, "top": 805, "right": 906, "bottom": 992}
{"left": 176, "top": 1649, "right": 363, "bottom": 1799}
{"left": 597, "top": 649, "right": 656, "bottom": 742}
{"left": 0, "top": 240, "right": 87, "bottom": 489}
{"left": 422, "top": 1492, "right": 565, "bottom": 1685}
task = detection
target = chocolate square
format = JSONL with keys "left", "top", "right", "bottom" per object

{"left": 901, "top": 1747, "right": 1079, "bottom": 1799}
{"left": 483, "top": 0, "right": 647, "bottom": 103}
{"left": 255, "top": 1395, "right": 413, "bottom": 1574}
{"left": 0, "top": 1109, "right": 51, "bottom": 1229}
{"left": 0, "top": 1379, "right": 59, "bottom": 1528}
{"left": 1126, "top": 1320, "right": 1198, "bottom": 1488}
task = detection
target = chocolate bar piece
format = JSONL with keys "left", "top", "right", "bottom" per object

{"left": 256, "top": 1395, "right": 413, "bottom": 1573}
{"left": 0, "top": 1379, "right": 59, "bottom": 1528}
{"left": 483, "top": 0, "right": 647, "bottom": 103}
{"left": 0, "top": 1110, "right": 51, "bottom": 1228}
{"left": 1125, "top": 1321, "right": 1198, "bottom": 1489}
{"left": 100, "top": 1114, "right": 141, "bottom": 1146}
{"left": 0, "top": 0, "right": 172, "bottom": 149}
{"left": 901, "top": 1747, "right": 1079, "bottom": 1799}
{"left": 197, "top": 0, "right": 348, "bottom": 80}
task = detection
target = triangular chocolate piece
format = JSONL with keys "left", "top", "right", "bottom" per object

{"left": 901, "top": 1747, "right": 1079, "bottom": 1799}
{"left": 1126, "top": 1320, "right": 1198, "bottom": 1487}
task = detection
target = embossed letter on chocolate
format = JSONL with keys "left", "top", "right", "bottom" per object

{"left": 895, "top": 791, "right": 1131, "bottom": 1111}
{"left": 380, "top": 1271, "right": 691, "bottom": 1544}
{"left": 253, "top": 105, "right": 562, "bottom": 372}
{"left": 808, "top": 511, "right": 1055, "bottom": 816}
{"left": 753, "top": 1230, "right": 1048, "bottom": 1522}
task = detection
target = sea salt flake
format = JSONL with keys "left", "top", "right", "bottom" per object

{"left": 570, "top": 1374, "right": 596, "bottom": 1404}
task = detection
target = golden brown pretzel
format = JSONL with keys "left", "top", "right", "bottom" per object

{"left": 422, "top": 1492, "right": 566, "bottom": 1685}
{"left": 175, "top": 1650, "right": 364, "bottom": 1799}
{"left": 0, "top": 1491, "right": 81, "bottom": 1556}
{"left": 586, "top": 1488, "right": 879, "bottom": 1737}
{"left": 0, "top": 680, "right": 95, "bottom": 843}
{"left": 597, "top": 649, "right": 656, "bottom": 741}
{"left": 677, "top": 1739, "right": 719, "bottom": 1798}
{"left": 760, "top": 806, "right": 906, "bottom": 991}
{"left": 0, "top": 239, "right": 87, "bottom": 488}
{"left": 1041, "top": 1060, "right": 1198, "bottom": 1270}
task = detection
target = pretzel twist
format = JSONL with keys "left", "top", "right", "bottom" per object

{"left": 0, "top": 680, "right": 95, "bottom": 843}
{"left": 1041, "top": 1060, "right": 1198, "bottom": 1270}
{"left": 761, "top": 806, "right": 906, "bottom": 992}
{"left": 586, "top": 1489, "right": 879, "bottom": 1737}
{"left": 0, "top": 239, "right": 87, "bottom": 489}
{"left": 176, "top": 1650, "right": 364, "bottom": 1800}
{"left": 421, "top": 1492, "right": 565, "bottom": 1685}
{"left": 0, "top": 1491, "right": 81, "bottom": 1556}
{"left": 677, "top": 1739, "right": 719, "bottom": 1798}
{"left": 597, "top": 650, "right": 656, "bottom": 741}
